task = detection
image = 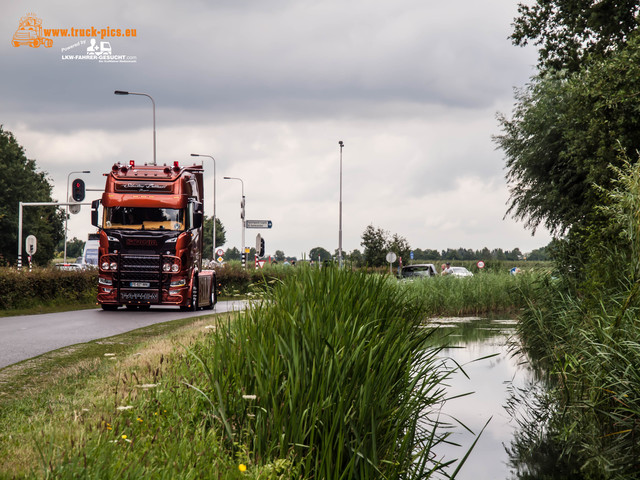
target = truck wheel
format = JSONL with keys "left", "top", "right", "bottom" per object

{"left": 180, "top": 278, "right": 198, "bottom": 312}
{"left": 191, "top": 280, "right": 199, "bottom": 311}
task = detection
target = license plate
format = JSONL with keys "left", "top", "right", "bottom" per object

{"left": 130, "top": 282, "right": 150, "bottom": 288}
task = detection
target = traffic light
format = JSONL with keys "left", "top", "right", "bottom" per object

{"left": 72, "top": 179, "right": 85, "bottom": 202}
{"left": 256, "top": 234, "right": 265, "bottom": 257}
{"left": 240, "top": 196, "right": 245, "bottom": 220}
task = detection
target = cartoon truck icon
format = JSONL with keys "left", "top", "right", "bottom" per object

{"left": 12, "top": 14, "right": 53, "bottom": 48}
{"left": 87, "top": 39, "right": 112, "bottom": 56}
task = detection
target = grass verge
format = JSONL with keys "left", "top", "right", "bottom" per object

{"left": 0, "top": 312, "right": 230, "bottom": 478}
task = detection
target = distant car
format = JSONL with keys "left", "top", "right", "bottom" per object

{"left": 450, "top": 266, "right": 473, "bottom": 277}
{"left": 54, "top": 263, "right": 83, "bottom": 271}
{"left": 400, "top": 263, "right": 437, "bottom": 279}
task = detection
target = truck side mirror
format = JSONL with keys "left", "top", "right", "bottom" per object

{"left": 189, "top": 201, "right": 203, "bottom": 229}
{"left": 91, "top": 199, "right": 101, "bottom": 227}
{"left": 192, "top": 212, "right": 203, "bottom": 229}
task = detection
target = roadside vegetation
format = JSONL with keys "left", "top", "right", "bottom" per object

{"left": 0, "top": 267, "right": 537, "bottom": 479}
{"left": 508, "top": 161, "right": 640, "bottom": 479}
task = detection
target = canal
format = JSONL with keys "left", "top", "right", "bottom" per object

{"left": 428, "top": 316, "right": 535, "bottom": 479}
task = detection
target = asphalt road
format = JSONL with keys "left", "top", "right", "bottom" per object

{"left": 0, "top": 301, "right": 246, "bottom": 369}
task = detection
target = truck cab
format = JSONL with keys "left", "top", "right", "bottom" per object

{"left": 92, "top": 161, "right": 216, "bottom": 311}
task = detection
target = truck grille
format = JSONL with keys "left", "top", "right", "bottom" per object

{"left": 119, "top": 255, "right": 162, "bottom": 287}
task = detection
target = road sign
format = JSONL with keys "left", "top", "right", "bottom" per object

{"left": 217, "top": 256, "right": 224, "bottom": 263}
{"left": 245, "top": 219, "right": 272, "bottom": 229}
{"left": 216, "top": 248, "right": 225, "bottom": 257}
{"left": 25, "top": 235, "right": 37, "bottom": 255}
{"left": 477, "top": 261, "right": 485, "bottom": 269}
{"left": 385, "top": 252, "right": 397, "bottom": 263}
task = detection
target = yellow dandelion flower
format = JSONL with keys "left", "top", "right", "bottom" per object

{"left": 137, "top": 417, "right": 143, "bottom": 423}
{"left": 238, "top": 464, "right": 247, "bottom": 472}
{"left": 121, "top": 434, "right": 127, "bottom": 440}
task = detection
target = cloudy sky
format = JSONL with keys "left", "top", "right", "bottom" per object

{"left": 2, "top": 0, "right": 550, "bottom": 259}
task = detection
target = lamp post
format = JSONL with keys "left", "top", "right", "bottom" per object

{"left": 338, "top": 140, "right": 344, "bottom": 268}
{"left": 114, "top": 90, "right": 156, "bottom": 165}
{"left": 64, "top": 170, "right": 90, "bottom": 264}
{"left": 191, "top": 153, "right": 216, "bottom": 262}
{"left": 224, "top": 176, "right": 245, "bottom": 267}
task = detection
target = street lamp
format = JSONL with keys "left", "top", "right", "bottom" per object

{"left": 191, "top": 153, "right": 217, "bottom": 262}
{"left": 64, "top": 170, "right": 90, "bottom": 264}
{"left": 224, "top": 176, "right": 245, "bottom": 267}
{"left": 114, "top": 90, "right": 156, "bottom": 165}
{"left": 338, "top": 140, "right": 344, "bottom": 268}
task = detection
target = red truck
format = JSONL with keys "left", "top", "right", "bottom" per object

{"left": 91, "top": 160, "right": 216, "bottom": 311}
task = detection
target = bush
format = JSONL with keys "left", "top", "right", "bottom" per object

{"left": 0, "top": 267, "right": 97, "bottom": 310}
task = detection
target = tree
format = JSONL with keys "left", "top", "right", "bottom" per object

{"left": 66, "top": 237, "right": 85, "bottom": 260}
{"left": 274, "top": 250, "right": 285, "bottom": 262}
{"left": 511, "top": 0, "right": 640, "bottom": 73}
{"left": 388, "top": 233, "right": 411, "bottom": 265}
{"left": 0, "top": 127, "right": 63, "bottom": 265}
{"left": 361, "top": 225, "right": 389, "bottom": 267}
{"left": 527, "top": 244, "right": 551, "bottom": 261}
{"left": 347, "top": 249, "right": 363, "bottom": 267}
{"left": 202, "top": 216, "right": 226, "bottom": 260}
{"left": 497, "top": 34, "right": 640, "bottom": 237}
{"left": 360, "top": 225, "right": 412, "bottom": 267}
{"left": 225, "top": 246, "right": 240, "bottom": 261}
{"left": 309, "top": 247, "right": 331, "bottom": 262}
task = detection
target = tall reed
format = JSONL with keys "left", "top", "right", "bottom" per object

{"left": 187, "top": 267, "right": 460, "bottom": 478}
{"left": 512, "top": 159, "right": 640, "bottom": 478}
{"left": 397, "top": 270, "right": 536, "bottom": 317}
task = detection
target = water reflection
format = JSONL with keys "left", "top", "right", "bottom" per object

{"left": 426, "top": 317, "right": 534, "bottom": 480}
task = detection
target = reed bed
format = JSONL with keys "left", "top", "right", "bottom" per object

{"left": 397, "top": 270, "right": 537, "bottom": 317}
{"left": 511, "top": 160, "right": 640, "bottom": 479}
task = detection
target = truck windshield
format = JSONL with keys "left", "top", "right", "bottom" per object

{"left": 103, "top": 206, "right": 185, "bottom": 231}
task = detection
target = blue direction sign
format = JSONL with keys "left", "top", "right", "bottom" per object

{"left": 245, "top": 219, "right": 272, "bottom": 229}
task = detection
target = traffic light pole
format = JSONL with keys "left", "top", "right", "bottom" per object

{"left": 65, "top": 172, "right": 89, "bottom": 264}
{"left": 18, "top": 201, "right": 91, "bottom": 269}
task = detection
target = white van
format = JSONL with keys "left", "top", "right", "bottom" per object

{"left": 81, "top": 234, "right": 100, "bottom": 267}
